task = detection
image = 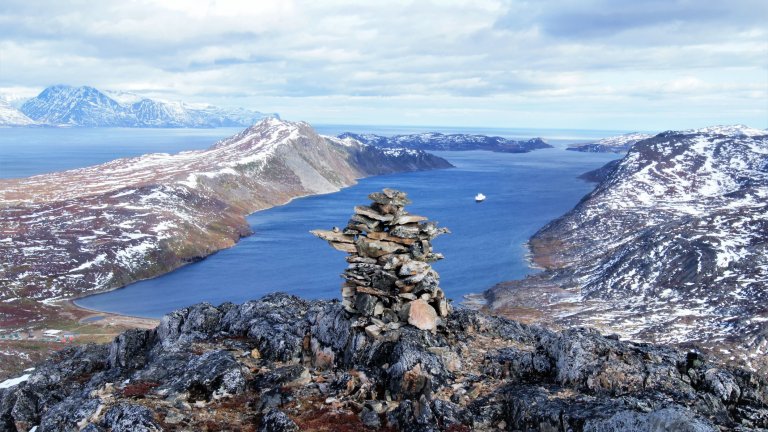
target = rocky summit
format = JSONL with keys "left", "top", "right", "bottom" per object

{"left": 0, "top": 293, "right": 766, "bottom": 431}
{"left": 311, "top": 189, "right": 451, "bottom": 337}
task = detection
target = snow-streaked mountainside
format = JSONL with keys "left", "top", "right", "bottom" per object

{"left": 0, "top": 118, "right": 451, "bottom": 326}
{"left": 17, "top": 85, "right": 276, "bottom": 128}
{"left": 0, "top": 100, "right": 36, "bottom": 126}
{"left": 567, "top": 132, "right": 655, "bottom": 153}
{"left": 486, "top": 124, "right": 768, "bottom": 371}
{"left": 339, "top": 131, "right": 552, "bottom": 153}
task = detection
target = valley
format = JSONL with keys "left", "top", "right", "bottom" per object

{"left": 0, "top": 119, "right": 451, "bottom": 377}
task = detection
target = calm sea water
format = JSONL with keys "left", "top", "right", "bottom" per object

{"left": 0, "top": 125, "right": 621, "bottom": 317}
{"left": 76, "top": 149, "right": 619, "bottom": 317}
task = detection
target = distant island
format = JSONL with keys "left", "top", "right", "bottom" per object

{"left": 0, "top": 85, "right": 277, "bottom": 128}
{"left": 339, "top": 131, "right": 552, "bottom": 153}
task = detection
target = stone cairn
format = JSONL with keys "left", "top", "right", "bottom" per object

{"left": 311, "top": 188, "right": 451, "bottom": 336}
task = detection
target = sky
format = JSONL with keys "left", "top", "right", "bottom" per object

{"left": 0, "top": 0, "right": 766, "bottom": 130}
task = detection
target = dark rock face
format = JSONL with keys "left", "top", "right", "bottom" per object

{"left": 0, "top": 293, "right": 765, "bottom": 431}
{"left": 339, "top": 131, "right": 552, "bottom": 153}
{"left": 487, "top": 125, "right": 768, "bottom": 373}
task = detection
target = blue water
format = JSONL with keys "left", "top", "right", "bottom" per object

{"left": 75, "top": 149, "right": 620, "bottom": 318}
{"left": 0, "top": 125, "right": 622, "bottom": 317}
{"left": 0, "top": 125, "right": 620, "bottom": 179}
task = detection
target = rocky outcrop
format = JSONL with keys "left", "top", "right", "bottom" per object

{"left": 339, "top": 132, "right": 552, "bottom": 153}
{"left": 487, "top": 125, "right": 768, "bottom": 372}
{"left": 0, "top": 293, "right": 766, "bottom": 431}
{"left": 312, "top": 189, "right": 451, "bottom": 336}
{"left": 0, "top": 119, "right": 452, "bottom": 329}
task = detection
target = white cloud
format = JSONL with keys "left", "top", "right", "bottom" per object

{"left": 0, "top": 0, "right": 765, "bottom": 129}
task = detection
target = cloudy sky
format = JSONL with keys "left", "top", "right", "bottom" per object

{"left": 0, "top": 0, "right": 766, "bottom": 130}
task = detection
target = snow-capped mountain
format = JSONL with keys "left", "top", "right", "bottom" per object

{"left": 567, "top": 132, "right": 655, "bottom": 153}
{"left": 0, "top": 100, "right": 36, "bottom": 126}
{"left": 20, "top": 85, "right": 134, "bottom": 127}
{"left": 486, "top": 124, "right": 768, "bottom": 371}
{"left": 339, "top": 132, "right": 551, "bottom": 153}
{"left": 17, "top": 85, "right": 276, "bottom": 128}
{"left": 0, "top": 118, "right": 450, "bottom": 326}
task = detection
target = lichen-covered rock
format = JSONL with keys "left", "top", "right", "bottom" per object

{"left": 38, "top": 398, "right": 101, "bottom": 432}
{"left": 102, "top": 403, "right": 161, "bottom": 432}
{"left": 109, "top": 329, "right": 154, "bottom": 369}
{"left": 259, "top": 408, "right": 299, "bottom": 432}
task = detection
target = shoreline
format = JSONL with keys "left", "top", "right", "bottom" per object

{"left": 68, "top": 180, "right": 366, "bottom": 318}
{"left": 69, "top": 163, "right": 465, "bottom": 318}
{"left": 65, "top": 299, "right": 159, "bottom": 329}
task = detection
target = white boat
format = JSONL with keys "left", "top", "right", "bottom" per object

{"left": 475, "top": 193, "right": 486, "bottom": 202}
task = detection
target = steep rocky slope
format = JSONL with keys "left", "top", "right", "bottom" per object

{"left": 18, "top": 85, "right": 275, "bottom": 128}
{"left": 1, "top": 293, "right": 766, "bottom": 431}
{"left": 567, "top": 132, "right": 654, "bottom": 153}
{"left": 486, "top": 125, "right": 768, "bottom": 372}
{"left": 339, "top": 132, "right": 551, "bottom": 153}
{"left": 0, "top": 119, "right": 451, "bottom": 328}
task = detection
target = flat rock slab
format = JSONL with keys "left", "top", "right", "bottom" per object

{"left": 406, "top": 299, "right": 438, "bottom": 331}
{"left": 355, "top": 237, "right": 407, "bottom": 258}
{"left": 394, "top": 214, "right": 428, "bottom": 224}
{"left": 310, "top": 230, "right": 355, "bottom": 243}
{"left": 354, "top": 205, "right": 394, "bottom": 222}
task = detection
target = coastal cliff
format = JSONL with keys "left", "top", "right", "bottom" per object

{"left": 0, "top": 119, "right": 451, "bottom": 329}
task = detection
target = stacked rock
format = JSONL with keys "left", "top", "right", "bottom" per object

{"left": 311, "top": 188, "right": 451, "bottom": 336}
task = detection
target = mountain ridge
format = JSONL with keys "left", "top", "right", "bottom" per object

{"left": 15, "top": 85, "right": 277, "bottom": 128}
{"left": 485, "top": 124, "right": 768, "bottom": 372}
